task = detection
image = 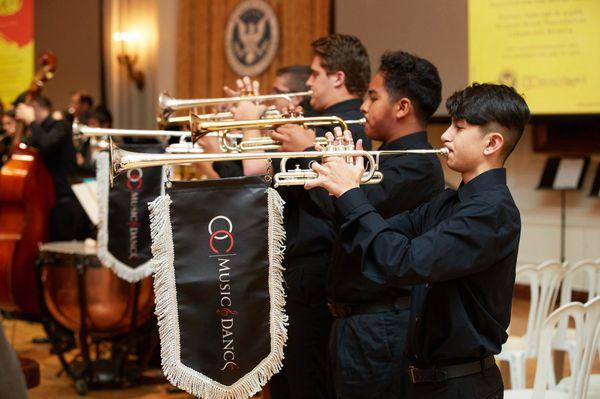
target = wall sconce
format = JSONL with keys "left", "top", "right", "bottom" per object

{"left": 113, "top": 31, "right": 145, "bottom": 91}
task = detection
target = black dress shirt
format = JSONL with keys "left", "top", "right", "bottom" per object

{"left": 335, "top": 168, "right": 520, "bottom": 366}
{"left": 27, "top": 117, "right": 77, "bottom": 199}
{"left": 282, "top": 98, "right": 370, "bottom": 268}
{"left": 300, "top": 132, "right": 444, "bottom": 302}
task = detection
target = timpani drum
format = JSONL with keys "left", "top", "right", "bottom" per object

{"left": 38, "top": 241, "right": 154, "bottom": 336}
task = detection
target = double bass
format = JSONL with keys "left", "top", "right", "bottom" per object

{"left": 0, "top": 51, "right": 57, "bottom": 315}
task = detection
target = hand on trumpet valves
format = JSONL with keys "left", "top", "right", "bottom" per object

{"left": 304, "top": 128, "right": 365, "bottom": 198}
{"left": 228, "top": 76, "right": 266, "bottom": 122}
{"left": 280, "top": 105, "right": 304, "bottom": 118}
{"left": 271, "top": 123, "right": 317, "bottom": 152}
{"left": 224, "top": 76, "right": 260, "bottom": 100}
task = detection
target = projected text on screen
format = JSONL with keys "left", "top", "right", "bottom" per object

{"left": 469, "top": 0, "right": 600, "bottom": 115}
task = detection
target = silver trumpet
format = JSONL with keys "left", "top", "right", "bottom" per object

{"left": 71, "top": 121, "right": 243, "bottom": 154}
{"left": 72, "top": 121, "right": 326, "bottom": 154}
{"left": 109, "top": 138, "right": 449, "bottom": 187}
{"left": 159, "top": 90, "right": 312, "bottom": 118}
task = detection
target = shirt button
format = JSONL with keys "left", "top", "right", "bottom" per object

{"left": 425, "top": 283, "right": 430, "bottom": 288}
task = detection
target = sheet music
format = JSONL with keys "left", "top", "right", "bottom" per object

{"left": 71, "top": 180, "right": 99, "bottom": 225}
{"left": 553, "top": 158, "right": 585, "bottom": 190}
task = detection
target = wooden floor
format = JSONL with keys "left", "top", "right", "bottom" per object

{"left": 2, "top": 296, "right": 597, "bottom": 398}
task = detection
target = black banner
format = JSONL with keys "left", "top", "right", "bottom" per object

{"left": 97, "top": 143, "right": 164, "bottom": 282}
{"left": 149, "top": 176, "right": 287, "bottom": 399}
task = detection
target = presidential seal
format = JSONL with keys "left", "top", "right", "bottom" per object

{"left": 224, "top": 0, "right": 280, "bottom": 76}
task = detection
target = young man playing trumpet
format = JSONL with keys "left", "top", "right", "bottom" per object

{"left": 305, "top": 83, "right": 529, "bottom": 399}
{"left": 227, "top": 34, "right": 373, "bottom": 399}
{"left": 300, "top": 50, "right": 445, "bottom": 398}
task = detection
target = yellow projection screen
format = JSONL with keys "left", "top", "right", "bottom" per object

{"left": 469, "top": 0, "right": 600, "bottom": 115}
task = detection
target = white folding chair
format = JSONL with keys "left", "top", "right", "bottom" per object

{"left": 505, "top": 297, "right": 600, "bottom": 399}
{"left": 553, "top": 259, "right": 600, "bottom": 369}
{"left": 498, "top": 260, "right": 567, "bottom": 389}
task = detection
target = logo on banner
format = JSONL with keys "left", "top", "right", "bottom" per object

{"left": 126, "top": 169, "right": 143, "bottom": 260}
{"left": 208, "top": 215, "right": 239, "bottom": 372}
{"left": 224, "top": 0, "right": 279, "bottom": 76}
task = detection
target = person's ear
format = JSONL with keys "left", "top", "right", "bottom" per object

{"left": 394, "top": 98, "right": 411, "bottom": 119}
{"left": 483, "top": 132, "right": 504, "bottom": 156}
{"left": 332, "top": 71, "right": 346, "bottom": 89}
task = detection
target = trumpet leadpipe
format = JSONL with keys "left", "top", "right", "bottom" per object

{"left": 159, "top": 90, "right": 313, "bottom": 114}
{"left": 72, "top": 123, "right": 242, "bottom": 141}
{"left": 190, "top": 115, "right": 366, "bottom": 142}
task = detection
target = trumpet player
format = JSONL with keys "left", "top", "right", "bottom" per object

{"left": 306, "top": 83, "right": 529, "bottom": 399}
{"left": 223, "top": 35, "right": 372, "bottom": 399}
{"left": 299, "top": 51, "right": 445, "bottom": 399}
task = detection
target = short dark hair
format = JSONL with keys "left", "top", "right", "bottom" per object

{"left": 446, "top": 83, "right": 530, "bottom": 160}
{"left": 379, "top": 51, "right": 442, "bottom": 123}
{"left": 276, "top": 65, "right": 311, "bottom": 92}
{"left": 311, "top": 34, "right": 370, "bottom": 97}
{"left": 32, "top": 96, "right": 53, "bottom": 110}
{"left": 80, "top": 94, "right": 94, "bottom": 108}
{"left": 90, "top": 105, "right": 113, "bottom": 127}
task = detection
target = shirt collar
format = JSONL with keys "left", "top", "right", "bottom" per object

{"left": 380, "top": 131, "right": 428, "bottom": 150}
{"left": 457, "top": 168, "right": 507, "bottom": 201}
{"left": 322, "top": 98, "right": 363, "bottom": 115}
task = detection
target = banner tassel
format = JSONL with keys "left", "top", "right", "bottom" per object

{"left": 97, "top": 152, "right": 154, "bottom": 282}
{"left": 148, "top": 189, "right": 288, "bottom": 399}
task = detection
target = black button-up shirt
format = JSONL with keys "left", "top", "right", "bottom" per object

{"left": 335, "top": 168, "right": 520, "bottom": 366}
{"left": 299, "top": 131, "right": 444, "bottom": 302}
{"left": 282, "top": 98, "right": 370, "bottom": 268}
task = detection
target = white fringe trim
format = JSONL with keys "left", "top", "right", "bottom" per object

{"left": 149, "top": 188, "right": 287, "bottom": 399}
{"left": 96, "top": 152, "right": 155, "bottom": 282}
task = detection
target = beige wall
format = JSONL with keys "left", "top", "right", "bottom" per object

{"left": 335, "top": 0, "right": 468, "bottom": 116}
{"left": 34, "top": 0, "right": 102, "bottom": 111}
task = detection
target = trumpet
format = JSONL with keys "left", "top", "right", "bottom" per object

{"left": 159, "top": 90, "right": 312, "bottom": 118}
{"left": 72, "top": 121, "right": 330, "bottom": 153}
{"left": 189, "top": 114, "right": 366, "bottom": 142}
{"left": 109, "top": 138, "right": 449, "bottom": 187}
{"left": 157, "top": 107, "right": 282, "bottom": 129}
{"left": 71, "top": 122, "right": 242, "bottom": 154}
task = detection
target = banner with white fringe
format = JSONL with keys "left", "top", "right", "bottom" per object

{"left": 148, "top": 176, "right": 287, "bottom": 399}
{"left": 97, "top": 144, "right": 165, "bottom": 282}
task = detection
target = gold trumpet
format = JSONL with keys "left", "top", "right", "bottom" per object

{"left": 159, "top": 90, "right": 312, "bottom": 118}
{"left": 109, "top": 138, "right": 449, "bottom": 187}
{"left": 157, "top": 107, "right": 282, "bottom": 129}
{"left": 189, "top": 114, "right": 366, "bottom": 143}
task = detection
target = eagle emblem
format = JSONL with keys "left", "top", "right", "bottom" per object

{"left": 225, "top": 0, "right": 280, "bottom": 76}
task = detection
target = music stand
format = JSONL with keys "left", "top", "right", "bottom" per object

{"left": 538, "top": 157, "right": 590, "bottom": 262}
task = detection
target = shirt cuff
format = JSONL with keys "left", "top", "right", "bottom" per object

{"left": 336, "top": 187, "right": 373, "bottom": 218}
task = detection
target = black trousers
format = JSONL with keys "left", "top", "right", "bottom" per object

{"left": 329, "top": 309, "right": 410, "bottom": 399}
{"left": 407, "top": 364, "right": 504, "bottom": 399}
{"left": 270, "top": 264, "right": 333, "bottom": 399}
